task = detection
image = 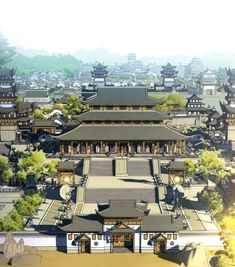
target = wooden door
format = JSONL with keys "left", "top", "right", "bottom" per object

{"left": 80, "top": 241, "right": 90, "bottom": 253}
{"left": 113, "top": 234, "right": 125, "bottom": 247}
{"left": 154, "top": 236, "right": 166, "bottom": 254}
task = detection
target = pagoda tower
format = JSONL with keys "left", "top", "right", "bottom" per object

{"left": 0, "top": 67, "right": 31, "bottom": 142}
{"left": 91, "top": 63, "right": 108, "bottom": 88}
{"left": 160, "top": 63, "right": 178, "bottom": 88}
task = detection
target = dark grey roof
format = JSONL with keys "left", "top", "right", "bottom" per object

{"left": 142, "top": 215, "right": 184, "bottom": 232}
{"left": 53, "top": 124, "right": 188, "bottom": 141}
{"left": 83, "top": 87, "right": 162, "bottom": 106}
{"left": 96, "top": 200, "right": 148, "bottom": 218}
{"left": 0, "top": 87, "right": 14, "bottom": 93}
{"left": 168, "top": 161, "right": 187, "bottom": 171}
{"left": 223, "top": 105, "right": 235, "bottom": 114}
{"left": 0, "top": 67, "right": 15, "bottom": 77}
{"left": 25, "top": 90, "right": 49, "bottom": 98}
{"left": 60, "top": 214, "right": 103, "bottom": 233}
{"left": 75, "top": 111, "right": 170, "bottom": 121}
{"left": 0, "top": 106, "right": 15, "bottom": 114}
{"left": 18, "top": 102, "right": 34, "bottom": 113}
{"left": 31, "top": 120, "right": 57, "bottom": 127}
{"left": 57, "top": 161, "right": 76, "bottom": 171}
{"left": 187, "top": 93, "right": 202, "bottom": 101}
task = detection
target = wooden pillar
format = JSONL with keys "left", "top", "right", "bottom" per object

{"left": 143, "top": 141, "right": 145, "bottom": 153}
{"left": 128, "top": 142, "right": 131, "bottom": 153}
{"left": 115, "top": 142, "right": 118, "bottom": 154}
{"left": 70, "top": 141, "right": 74, "bottom": 156}
{"left": 100, "top": 141, "right": 103, "bottom": 153}
{"left": 156, "top": 142, "right": 159, "bottom": 154}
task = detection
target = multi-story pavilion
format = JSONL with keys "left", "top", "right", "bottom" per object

{"left": 0, "top": 68, "right": 31, "bottom": 141}
{"left": 54, "top": 87, "right": 188, "bottom": 156}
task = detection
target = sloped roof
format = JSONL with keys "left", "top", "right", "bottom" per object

{"left": 142, "top": 215, "right": 184, "bottom": 232}
{"left": 187, "top": 93, "right": 202, "bottom": 101}
{"left": 53, "top": 124, "right": 188, "bottom": 141}
{"left": 75, "top": 111, "right": 170, "bottom": 121}
{"left": 25, "top": 90, "right": 49, "bottom": 98}
{"left": 83, "top": 87, "right": 162, "bottom": 106}
{"left": 60, "top": 214, "right": 103, "bottom": 233}
{"left": 168, "top": 161, "right": 187, "bottom": 171}
{"left": 96, "top": 200, "right": 149, "bottom": 218}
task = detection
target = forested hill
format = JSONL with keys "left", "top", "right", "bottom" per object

{"left": 7, "top": 54, "right": 82, "bottom": 75}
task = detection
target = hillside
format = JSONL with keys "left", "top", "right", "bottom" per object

{"left": 7, "top": 54, "right": 81, "bottom": 75}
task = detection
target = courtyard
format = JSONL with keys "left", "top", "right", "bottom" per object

{"left": 9, "top": 251, "right": 181, "bottom": 267}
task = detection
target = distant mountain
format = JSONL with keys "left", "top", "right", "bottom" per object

{"left": 73, "top": 47, "right": 126, "bottom": 65}
{"left": 8, "top": 54, "right": 81, "bottom": 74}
{"left": 14, "top": 47, "right": 235, "bottom": 69}
{"left": 140, "top": 55, "right": 191, "bottom": 65}
{"left": 16, "top": 47, "right": 50, "bottom": 57}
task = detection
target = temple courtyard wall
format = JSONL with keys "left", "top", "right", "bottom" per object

{"left": 0, "top": 231, "right": 223, "bottom": 252}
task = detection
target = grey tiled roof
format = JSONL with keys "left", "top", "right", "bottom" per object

{"left": 53, "top": 124, "right": 188, "bottom": 141}
{"left": 60, "top": 214, "right": 103, "bottom": 233}
{"left": 75, "top": 111, "right": 170, "bottom": 121}
{"left": 25, "top": 90, "right": 49, "bottom": 98}
{"left": 31, "top": 120, "right": 57, "bottom": 127}
{"left": 97, "top": 200, "right": 148, "bottom": 218}
{"left": 168, "top": 161, "right": 187, "bottom": 171}
{"left": 142, "top": 215, "right": 184, "bottom": 232}
{"left": 0, "top": 106, "right": 15, "bottom": 113}
{"left": 57, "top": 161, "right": 76, "bottom": 171}
{"left": 83, "top": 87, "right": 162, "bottom": 106}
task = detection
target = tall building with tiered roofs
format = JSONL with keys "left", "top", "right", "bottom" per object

{"left": 160, "top": 63, "right": 178, "bottom": 88}
{"left": 91, "top": 63, "right": 108, "bottom": 88}
{"left": 0, "top": 67, "right": 31, "bottom": 142}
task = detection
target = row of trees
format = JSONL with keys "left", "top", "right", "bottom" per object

{"left": 0, "top": 191, "right": 43, "bottom": 231}
{"left": 0, "top": 151, "right": 59, "bottom": 185}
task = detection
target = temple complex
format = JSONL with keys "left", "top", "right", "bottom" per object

{"left": 54, "top": 87, "right": 188, "bottom": 156}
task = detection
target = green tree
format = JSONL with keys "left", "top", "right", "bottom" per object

{"left": 197, "top": 188, "right": 223, "bottom": 215}
{"left": 154, "top": 93, "right": 186, "bottom": 112}
{"left": 185, "top": 159, "right": 197, "bottom": 175}
{"left": 0, "top": 156, "right": 13, "bottom": 184}
{"left": 46, "top": 159, "right": 59, "bottom": 176}
{"left": 42, "top": 105, "right": 53, "bottom": 115}
{"left": 32, "top": 109, "right": 45, "bottom": 120}
{"left": 18, "top": 151, "right": 47, "bottom": 180}
{"left": 212, "top": 254, "right": 234, "bottom": 267}
{"left": 65, "top": 95, "right": 86, "bottom": 115}
{"left": 0, "top": 32, "right": 16, "bottom": 66}
{"left": 198, "top": 150, "right": 227, "bottom": 183}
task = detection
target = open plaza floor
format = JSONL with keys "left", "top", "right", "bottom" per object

{"left": 9, "top": 251, "right": 181, "bottom": 267}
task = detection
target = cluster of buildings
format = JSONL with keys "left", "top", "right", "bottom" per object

{"left": 0, "top": 62, "right": 234, "bottom": 256}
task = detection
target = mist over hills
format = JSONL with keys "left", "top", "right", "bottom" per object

{"left": 15, "top": 47, "right": 235, "bottom": 69}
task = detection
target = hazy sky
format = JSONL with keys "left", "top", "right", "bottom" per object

{"left": 0, "top": 0, "right": 235, "bottom": 57}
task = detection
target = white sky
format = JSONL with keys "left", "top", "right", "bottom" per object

{"left": 0, "top": 0, "right": 234, "bottom": 57}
